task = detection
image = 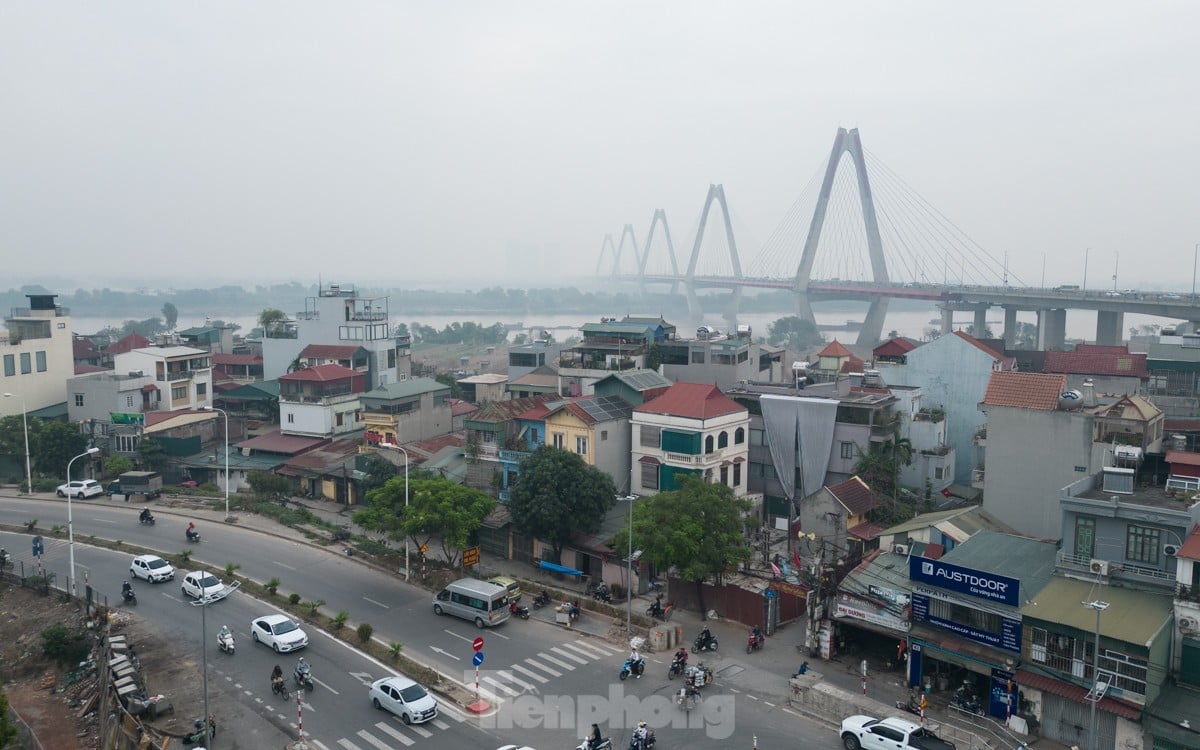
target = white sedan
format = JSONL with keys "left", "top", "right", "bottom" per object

{"left": 180, "top": 571, "right": 238, "bottom": 602}
{"left": 369, "top": 676, "right": 438, "bottom": 724}
{"left": 130, "top": 554, "right": 175, "bottom": 583}
{"left": 57, "top": 480, "right": 103, "bottom": 499}
{"left": 250, "top": 614, "right": 308, "bottom": 653}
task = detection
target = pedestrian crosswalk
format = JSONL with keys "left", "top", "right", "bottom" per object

{"left": 317, "top": 714, "right": 460, "bottom": 750}
{"left": 481, "top": 639, "right": 621, "bottom": 698}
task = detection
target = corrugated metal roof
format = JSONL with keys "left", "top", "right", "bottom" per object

{"left": 597, "top": 369, "right": 673, "bottom": 392}
{"left": 362, "top": 377, "right": 448, "bottom": 400}
{"left": 1019, "top": 576, "right": 1173, "bottom": 646}
{"left": 939, "top": 530, "right": 1058, "bottom": 605}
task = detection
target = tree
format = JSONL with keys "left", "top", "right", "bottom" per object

{"left": 0, "top": 688, "right": 18, "bottom": 748}
{"left": 356, "top": 476, "right": 495, "bottom": 567}
{"left": 358, "top": 453, "right": 397, "bottom": 495}
{"left": 616, "top": 475, "right": 751, "bottom": 615}
{"left": 259, "top": 308, "right": 287, "bottom": 336}
{"left": 853, "top": 446, "right": 895, "bottom": 498}
{"left": 507, "top": 446, "right": 617, "bottom": 564}
{"left": 33, "top": 421, "right": 88, "bottom": 478}
{"left": 767, "top": 316, "right": 824, "bottom": 350}
{"left": 247, "top": 470, "right": 291, "bottom": 502}
{"left": 104, "top": 455, "right": 134, "bottom": 477}
{"left": 161, "top": 302, "right": 179, "bottom": 330}
{"left": 136, "top": 436, "right": 168, "bottom": 472}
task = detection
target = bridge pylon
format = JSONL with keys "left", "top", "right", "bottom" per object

{"left": 793, "top": 127, "right": 890, "bottom": 347}
{"left": 638, "top": 209, "right": 680, "bottom": 295}
{"left": 685, "top": 184, "right": 743, "bottom": 325}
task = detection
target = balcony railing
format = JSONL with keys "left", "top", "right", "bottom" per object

{"left": 971, "top": 468, "right": 985, "bottom": 486}
{"left": 160, "top": 370, "right": 194, "bottom": 382}
{"left": 1058, "top": 550, "right": 1177, "bottom": 584}
{"left": 349, "top": 310, "right": 387, "bottom": 321}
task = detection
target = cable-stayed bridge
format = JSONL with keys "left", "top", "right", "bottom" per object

{"left": 598, "top": 128, "right": 1199, "bottom": 348}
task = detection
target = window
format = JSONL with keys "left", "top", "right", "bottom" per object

{"left": 552, "top": 433, "right": 565, "bottom": 449}
{"left": 749, "top": 428, "right": 766, "bottom": 446}
{"left": 840, "top": 442, "right": 855, "bottom": 459}
{"left": 601, "top": 430, "right": 608, "bottom": 441}
{"left": 1075, "top": 517, "right": 1096, "bottom": 559}
{"left": 336, "top": 413, "right": 344, "bottom": 427}
{"left": 115, "top": 433, "right": 138, "bottom": 453}
{"left": 196, "top": 382, "right": 207, "bottom": 396}
{"left": 639, "top": 425, "right": 662, "bottom": 449}
{"left": 287, "top": 413, "right": 294, "bottom": 424}
{"left": 691, "top": 350, "right": 705, "bottom": 364}
{"left": 35, "top": 351, "right": 46, "bottom": 372}
{"left": 640, "top": 462, "right": 659, "bottom": 490}
{"left": 575, "top": 436, "right": 588, "bottom": 455}
{"left": 74, "top": 394, "right": 84, "bottom": 406}
{"left": 733, "top": 463, "right": 741, "bottom": 486}
{"left": 934, "top": 467, "right": 945, "bottom": 480}
{"left": 705, "top": 435, "right": 715, "bottom": 453}
{"left": 171, "top": 385, "right": 187, "bottom": 400}
{"left": 718, "top": 431, "right": 729, "bottom": 448}
{"left": 928, "top": 597, "right": 1003, "bottom": 635}
{"left": 126, "top": 395, "right": 134, "bottom": 407}
{"left": 1126, "top": 525, "right": 1160, "bottom": 565}
{"left": 735, "top": 427, "right": 745, "bottom": 444}
{"left": 19, "top": 353, "right": 31, "bottom": 374}
{"left": 529, "top": 428, "right": 539, "bottom": 444}
{"left": 2, "top": 354, "right": 13, "bottom": 376}
{"left": 720, "top": 466, "right": 728, "bottom": 485}
{"left": 749, "top": 463, "right": 764, "bottom": 479}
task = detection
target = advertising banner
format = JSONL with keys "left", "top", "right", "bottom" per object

{"left": 908, "top": 556, "right": 1020, "bottom": 607}
{"left": 910, "top": 592, "right": 1022, "bottom": 653}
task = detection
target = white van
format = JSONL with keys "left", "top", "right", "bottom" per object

{"left": 432, "top": 578, "right": 511, "bottom": 628}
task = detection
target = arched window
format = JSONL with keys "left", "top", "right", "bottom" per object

{"left": 718, "top": 431, "right": 729, "bottom": 448}
{"left": 735, "top": 427, "right": 745, "bottom": 444}
{"left": 705, "top": 435, "right": 715, "bottom": 453}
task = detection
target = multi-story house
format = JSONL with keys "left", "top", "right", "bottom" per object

{"left": 558, "top": 318, "right": 670, "bottom": 396}
{"left": 261, "top": 283, "right": 411, "bottom": 386}
{"left": 631, "top": 382, "right": 750, "bottom": 497}
{"left": 463, "top": 395, "right": 554, "bottom": 494}
{"left": 874, "top": 331, "right": 1013, "bottom": 484}
{"left": 177, "top": 324, "right": 236, "bottom": 354}
{"left": 1145, "top": 331, "right": 1200, "bottom": 418}
{"left": 798, "top": 476, "right": 882, "bottom": 564}
{"left": 1, "top": 294, "right": 75, "bottom": 416}
{"left": 591, "top": 369, "right": 672, "bottom": 406}
{"left": 212, "top": 353, "right": 264, "bottom": 387}
{"left": 542, "top": 395, "right": 634, "bottom": 494}
{"left": 360, "top": 378, "right": 453, "bottom": 447}
{"left": 889, "top": 384, "right": 955, "bottom": 496}
{"left": 657, "top": 326, "right": 785, "bottom": 390}
{"left": 296, "top": 343, "right": 371, "bottom": 374}
{"left": 278, "top": 364, "right": 366, "bottom": 439}
{"left": 507, "top": 339, "right": 561, "bottom": 382}
{"left": 1041, "top": 344, "right": 1148, "bottom": 396}
{"left": 979, "top": 370, "right": 1165, "bottom": 539}
{"left": 506, "top": 365, "right": 560, "bottom": 400}
{"left": 457, "top": 373, "right": 508, "bottom": 404}
{"left": 112, "top": 346, "right": 214, "bottom": 411}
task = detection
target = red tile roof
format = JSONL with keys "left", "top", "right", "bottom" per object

{"left": 840, "top": 354, "right": 865, "bottom": 374}
{"left": 1013, "top": 669, "right": 1141, "bottom": 721}
{"left": 819, "top": 340, "right": 852, "bottom": 357}
{"left": 952, "top": 331, "right": 1005, "bottom": 360}
{"left": 449, "top": 399, "right": 480, "bottom": 418}
{"left": 106, "top": 333, "right": 152, "bottom": 354}
{"left": 1166, "top": 450, "right": 1200, "bottom": 468}
{"left": 1042, "top": 348, "right": 1148, "bottom": 379}
{"left": 73, "top": 337, "right": 98, "bottom": 358}
{"left": 847, "top": 520, "right": 888, "bottom": 541}
{"left": 213, "top": 353, "right": 263, "bottom": 366}
{"left": 1074, "top": 344, "right": 1134, "bottom": 355}
{"left": 1165, "top": 418, "right": 1200, "bottom": 432}
{"left": 299, "top": 344, "right": 363, "bottom": 359}
{"left": 982, "top": 371, "right": 1065, "bottom": 410}
{"left": 1177, "top": 525, "right": 1200, "bottom": 561}
{"left": 278, "top": 363, "right": 359, "bottom": 382}
{"left": 826, "top": 476, "right": 881, "bottom": 516}
{"left": 872, "top": 338, "right": 917, "bottom": 357}
{"left": 634, "top": 382, "right": 746, "bottom": 420}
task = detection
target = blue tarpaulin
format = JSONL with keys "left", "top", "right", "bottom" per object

{"left": 538, "top": 560, "right": 583, "bottom": 576}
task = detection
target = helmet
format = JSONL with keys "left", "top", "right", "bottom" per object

{"left": 638, "top": 721, "right": 647, "bottom": 728}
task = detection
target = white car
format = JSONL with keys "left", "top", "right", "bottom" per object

{"left": 181, "top": 571, "right": 237, "bottom": 602}
{"left": 250, "top": 614, "right": 308, "bottom": 653}
{"left": 369, "top": 676, "right": 438, "bottom": 724}
{"left": 1161, "top": 293, "right": 1183, "bottom": 300}
{"left": 130, "top": 554, "right": 175, "bottom": 583}
{"left": 57, "top": 480, "right": 103, "bottom": 499}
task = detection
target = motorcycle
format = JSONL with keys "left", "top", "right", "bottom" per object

{"left": 746, "top": 630, "right": 765, "bottom": 654}
{"left": 618, "top": 657, "right": 646, "bottom": 681}
{"left": 294, "top": 662, "right": 314, "bottom": 692}
{"left": 588, "top": 582, "right": 612, "bottom": 603}
{"left": 627, "top": 729, "right": 656, "bottom": 750}
{"left": 531, "top": 590, "right": 551, "bottom": 609}
{"left": 691, "top": 628, "right": 719, "bottom": 653}
{"left": 138, "top": 513, "right": 156, "bottom": 526}
{"left": 182, "top": 716, "right": 215, "bottom": 745}
{"left": 556, "top": 601, "right": 581, "bottom": 623}
{"left": 271, "top": 678, "right": 291, "bottom": 700}
{"left": 667, "top": 655, "right": 687, "bottom": 680}
{"left": 685, "top": 663, "right": 713, "bottom": 689}
{"left": 574, "top": 736, "right": 614, "bottom": 750}
{"left": 508, "top": 601, "right": 530, "bottom": 620}
{"left": 217, "top": 631, "right": 235, "bottom": 655}
{"left": 896, "top": 693, "right": 924, "bottom": 716}
{"left": 185, "top": 529, "right": 201, "bottom": 543}
{"left": 676, "top": 681, "right": 701, "bottom": 711}
{"left": 0, "top": 548, "right": 9, "bottom": 570}
{"left": 952, "top": 686, "right": 983, "bottom": 714}
{"left": 646, "top": 596, "right": 674, "bottom": 621}
{"left": 122, "top": 586, "right": 137, "bottom": 605}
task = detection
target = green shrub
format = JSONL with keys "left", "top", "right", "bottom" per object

{"left": 356, "top": 623, "right": 374, "bottom": 643}
{"left": 288, "top": 593, "right": 301, "bottom": 605}
{"left": 305, "top": 599, "right": 325, "bottom": 617}
{"left": 388, "top": 641, "right": 403, "bottom": 661}
{"left": 266, "top": 577, "right": 281, "bottom": 595}
{"left": 41, "top": 624, "right": 89, "bottom": 665}
{"left": 332, "top": 611, "right": 349, "bottom": 630}
{"left": 224, "top": 562, "right": 241, "bottom": 577}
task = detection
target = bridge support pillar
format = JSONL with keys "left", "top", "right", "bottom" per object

{"left": 973, "top": 305, "right": 989, "bottom": 337}
{"left": 1037, "top": 308, "right": 1067, "bottom": 350}
{"left": 856, "top": 297, "right": 890, "bottom": 348}
{"left": 1002, "top": 306, "right": 1019, "bottom": 348}
{"left": 940, "top": 305, "right": 953, "bottom": 336}
{"left": 1096, "top": 310, "right": 1125, "bottom": 346}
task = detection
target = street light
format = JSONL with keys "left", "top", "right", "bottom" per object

{"left": 380, "top": 443, "right": 410, "bottom": 581}
{"left": 66, "top": 447, "right": 100, "bottom": 596}
{"left": 620, "top": 494, "right": 638, "bottom": 636}
{"left": 190, "top": 590, "right": 215, "bottom": 747}
{"left": 3, "top": 392, "right": 32, "bottom": 494}
{"left": 202, "top": 406, "right": 230, "bottom": 519}
{"left": 1083, "top": 597, "right": 1110, "bottom": 750}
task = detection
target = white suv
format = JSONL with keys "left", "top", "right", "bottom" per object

{"left": 56, "top": 480, "right": 103, "bottom": 499}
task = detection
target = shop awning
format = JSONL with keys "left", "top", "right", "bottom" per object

{"left": 1014, "top": 668, "right": 1141, "bottom": 721}
{"left": 538, "top": 560, "right": 583, "bottom": 576}
{"left": 910, "top": 623, "right": 1013, "bottom": 675}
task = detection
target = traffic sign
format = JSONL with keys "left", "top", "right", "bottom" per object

{"left": 462, "top": 545, "right": 480, "bottom": 567}
{"left": 32, "top": 536, "right": 44, "bottom": 556}
{"left": 472, "top": 636, "right": 484, "bottom": 652}
{"left": 472, "top": 652, "right": 485, "bottom": 667}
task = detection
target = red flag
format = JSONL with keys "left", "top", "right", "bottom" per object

{"left": 793, "top": 549, "right": 802, "bottom": 570}
{"left": 941, "top": 487, "right": 952, "bottom": 498}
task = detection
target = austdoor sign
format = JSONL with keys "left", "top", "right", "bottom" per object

{"left": 908, "top": 556, "right": 1019, "bottom": 607}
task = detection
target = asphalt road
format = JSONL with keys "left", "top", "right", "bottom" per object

{"left": 0, "top": 494, "right": 835, "bottom": 749}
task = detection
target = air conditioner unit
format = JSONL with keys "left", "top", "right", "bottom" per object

{"left": 1163, "top": 544, "right": 1180, "bottom": 557}
{"left": 893, "top": 544, "right": 910, "bottom": 555}
{"left": 1089, "top": 560, "right": 1110, "bottom": 576}
{"left": 1180, "top": 616, "right": 1199, "bottom": 634}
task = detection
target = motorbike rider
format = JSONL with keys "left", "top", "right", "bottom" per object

{"left": 139, "top": 507, "right": 152, "bottom": 523}
{"left": 186, "top": 521, "right": 199, "bottom": 540}
{"left": 632, "top": 721, "right": 650, "bottom": 750}
{"left": 121, "top": 580, "right": 134, "bottom": 599}
{"left": 673, "top": 647, "right": 688, "bottom": 667}
{"left": 697, "top": 625, "right": 713, "bottom": 649}
{"left": 568, "top": 600, "right": 581, "bottom": 620}
{"left": 628, "top": 645, "right": 643, "bottom": 678}
{"left": 295, "top": 656, "right": 311, "bottom": 682}
{"left": 587, "top": 722, "right": 604, "bottom": 750}
{"left": 271, "top": 664, "right": 285, "bottom": 691}
{"left": 750, "top": 625, "right": 764, "bottom": 648}
{"left": 218, "top": 624, "right": 232, "bottom": 643}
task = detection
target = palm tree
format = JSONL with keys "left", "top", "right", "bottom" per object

{"left": 891, "top": 436, "right": 914, "bottom": 506}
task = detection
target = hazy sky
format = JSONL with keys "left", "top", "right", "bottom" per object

{"left": 3, "top": 2, "right": 1198, "bottom": 290}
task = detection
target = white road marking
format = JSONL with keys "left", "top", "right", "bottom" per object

{"left": 92, "top": 518, "right": 118, "bottom": 524}
{"left": 765, "top": 701, "right": 777, "bottom": 707}
{"left": 572, "top": 640, "right": 617, "bottom": 657}
{"left": 373, "top": 722, "right": 415, "bottom": 746}
{"left": 511, "top": 663, "right": 550, "bottom": 683}
{"left": 537, "top": 653, "right": 576, "bottom": 671}
{"left": 310, "top": 676, "right": 339, "bottom": 695}
{"left": 549, "top": 647, "right": 588, "bottom": 665}
{"left": 356, "top": 728, "right": 398, "bottom": 749}
{"left": 407, "top": 723, "right": 433, "bottom": 738}
{"left": 443, "top": 630, "right": 472, "bottom": 643}
{"left": 524, "top": 658, "right": 563, "bottom": 677}
{"left": 560, "top": 642, "right": 606, "bottom": 660}
{"left": 309, "top": 740, "right": 332, "bottom": 750}
{"left": 274, "top": 561, "right": 297, "bottom": 571}
{"left": 440, "top": 709, "right": 465, "bottom": 722}
{"left": 482, "top": 676, "right": 521, "bottom": 697}
{"left": 431, "top": 718, "right": 450, "bottom": 730}
{"left": 336, "top": 739, "right": 363, "bottom": 750}
{"left": 487, "top": 630, "right": 510, "bottom": 640}
{"left": 495, "top": 669, "right": 536, "bottom": 691}
{"left": 362, "top": 596, "right": 390, "bottom": 609}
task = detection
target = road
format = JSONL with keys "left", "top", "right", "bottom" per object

{"left": 0, "top": 494, "right": 834, "bottom": 749}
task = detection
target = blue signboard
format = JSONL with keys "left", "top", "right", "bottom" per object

{"left": 908, "top": 556, "right": 1020, "bottom": 608}
{"left": 911, "top": 593, "right": 1022, "bottom": 653}
{"left": 472, "top": 652, "right": 485, "bottom": 667}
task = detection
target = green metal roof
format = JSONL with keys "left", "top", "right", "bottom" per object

{"left": 219, "top": 379, "right": 279, "bottom": 400}
{"left": 939, "top": 530, "right": 1059, "bottom": 605}
{"left": 29, "top": 401, "right": 69, "bottom": 419}
{"left": 881, "top": 506, "right": 983, "bottom": 536}
{"left": 1020, "top": 576, "right": 1174, "bottom": 647}
{"left": 362, "top": 377, "right": 448, "bottom": 400}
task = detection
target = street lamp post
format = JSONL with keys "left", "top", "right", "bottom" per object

{"left": 1192, "top": 243, "right": 1198, "bottom": 300}
{"left": 3, "top": 392, "right": 32, "bottom": 494}
{"left": 190, "top": 593, "right": 213, "bottom": 747}
{"left": 66, "top": 447, "right": 100, "bottom": 596}
{"left": 1083, "top": 597, "right": 1110, "bottom": 750}
{"left": 380, "top": 443, "right": 410, "bottom": 581}
{"left": 202, "top": 406, "right": 230, "bottom": 519}
{"left": 620, "top": 494, "right": 638, "bottom": 636}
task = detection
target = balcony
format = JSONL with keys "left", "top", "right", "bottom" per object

{"left": 920, "top": 443, "right": 952, "bottom": 457}
{"left": 1057, "top": 550, "right": 1177, "bottom": 586}
{"left": 971, "top": 468, "right": 985, "bottom": 488}
{"left": 160, "top": 370, "right": 195, "bottom": 382}
{"left": 349, "top": 310, "right": 387, "bottom": 322}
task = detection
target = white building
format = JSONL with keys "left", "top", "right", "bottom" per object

{"left": 112, "top": 346, "right": 214, "bottom": 412}
{"left": 1, "top": 294, "right": 75, "bottom": 416}
{"left": 278, "top": 363, "right": 367, "bottom": 439}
